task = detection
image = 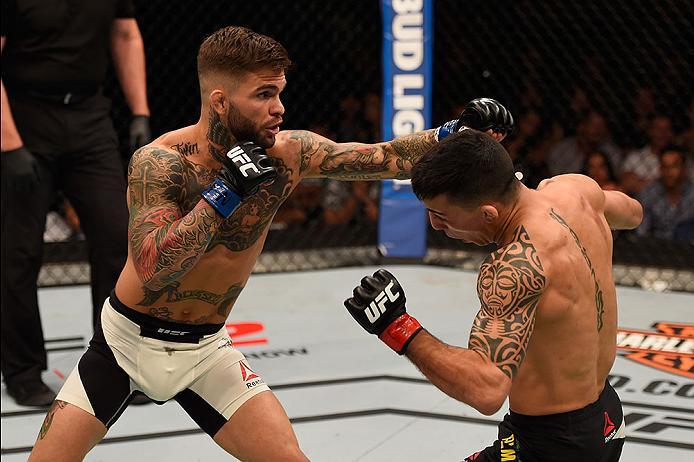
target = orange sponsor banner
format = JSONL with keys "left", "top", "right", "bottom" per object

{"left": 617, "top": 322, "right": 694, "bottom": 378}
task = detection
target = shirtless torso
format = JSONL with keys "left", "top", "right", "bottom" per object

{"left": 497, "top": 175, "right": 619, "bottom": 415}
{"left": 115, "top": 122, "right": 438, "bottom": 324}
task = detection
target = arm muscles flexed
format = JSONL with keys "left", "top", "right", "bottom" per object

{"left": 128, "top": 147, "right": 222, "bottom": 290}
{"left": 285, "top": 98, "right": 514, "bottom": 180}
{"left": 286, "top": 129, "right": 438, "bottom": 180}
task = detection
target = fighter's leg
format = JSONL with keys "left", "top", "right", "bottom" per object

{"left": 212, "top": 390, "right": 308, "bottom": 461}
{"left": 29, "top": 400, "right": 106, "bottom": 462}
{"left": 30, "top": 305, "right": 138, "bottom": 461}
{"left": 175, "top": 345, "right": 307, "bottom": 461}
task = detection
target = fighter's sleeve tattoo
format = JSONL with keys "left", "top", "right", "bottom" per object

{"left": 288, "top": 129, "right": 438, "bottom": 180}
{"left": 470, "top": 225, "right": 546, "bottom": 381}
{"left": 549, "top": 208, "right": 605, "bottom": 331}
{"left": 128, "top": 147, "right": 221, "bottom": 290}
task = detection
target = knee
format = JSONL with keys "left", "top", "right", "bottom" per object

{"left": 273, "top": 443, "right": 309, "bottom": 462}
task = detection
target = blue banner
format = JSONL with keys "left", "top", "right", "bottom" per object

{"left": 378, "top": 0, "right": 433, "bottom": 258}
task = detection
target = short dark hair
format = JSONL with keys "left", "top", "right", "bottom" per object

{"left": 411, "top": 130, "right": 519, "bottom": 206}
{"left": 197, "top": 26, "right": 291, "bottom": 81}
{"left": 582, "top": 150, "right": 618, "bottom": 183}
{"left": 659, "top": 144, "right": 686, "bottom": 163}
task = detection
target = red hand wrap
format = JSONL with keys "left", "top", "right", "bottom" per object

{"left": 378, "top": 314, "right": 423, "bottom": 354}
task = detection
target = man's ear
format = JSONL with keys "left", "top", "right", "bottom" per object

{"left": 480, "top": 204, "right": 499, "bottom": 223}
{"left": 209, "top": 89, "right": 227, "bottom": 115}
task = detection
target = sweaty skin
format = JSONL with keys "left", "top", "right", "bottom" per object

{"left": 410, "top": 175, "right": 641, "bottom": 416}
{"left": 115, "top": 71, "right": 438, "bottom": 324}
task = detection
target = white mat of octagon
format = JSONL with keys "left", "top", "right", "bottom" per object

{"left": 1, "top": 265, "right": 693, "bottom": 461}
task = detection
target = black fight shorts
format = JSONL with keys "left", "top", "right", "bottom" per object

{"left": 464, "top": 381, "right": 626, "bottom": 462}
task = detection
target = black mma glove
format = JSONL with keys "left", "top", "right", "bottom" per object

{"left": 435, "top": 97, "right": 514, "bottom": 141}
{"left": 201, "top": 142, "right": 277, "bottom": 218}
{"left": 344, "top": 269, "right": 424, "bottom": 355}
{"left": 1, "top": 146, "right": 40, "bottom": 192}
{"left": 129, "top": 115, "right": 152, "bottom": 154}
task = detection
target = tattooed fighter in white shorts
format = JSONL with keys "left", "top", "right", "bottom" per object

{"left": 29, "top": 26, "right": 513, "bottom": 461}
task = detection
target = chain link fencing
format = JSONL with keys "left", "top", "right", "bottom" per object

{"left": 41, "top": 0, "right": 693, "bottom": 292}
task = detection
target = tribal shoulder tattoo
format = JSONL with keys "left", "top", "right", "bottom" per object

{"left": 470, "top": 225, "right": 546, "bottom": 380}
{"left": 549, "top": 208, "right": 605, "bottom": 331}
{"left": 288, "top": 129, "right": 438, "bottom": 180}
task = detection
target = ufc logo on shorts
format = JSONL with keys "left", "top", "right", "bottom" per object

{"left": 366, "top": 281, "right": 400, "bottom": 323}
{"left": 227, "top": 146, "right": 260, "bottom": 177}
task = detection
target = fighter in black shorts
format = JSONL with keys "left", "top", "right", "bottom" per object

{"left": 344, "top": 130, "right": 640, "bottom": 461}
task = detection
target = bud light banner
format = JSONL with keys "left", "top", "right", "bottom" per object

{"left": 378, "top": 0, "right": 433, "bottom": 258}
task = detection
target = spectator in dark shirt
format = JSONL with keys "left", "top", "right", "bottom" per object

{"left": 637, "top": 146, "right": 694, "bottom": 241}
{"left": 622, "top": 115, "right": 675, "bottom": 196}
{"left": 547, "top": 110, "right": 622, "bottom": 177}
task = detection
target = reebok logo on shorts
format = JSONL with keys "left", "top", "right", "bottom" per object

{"left": 239, "top": 360, "right": 264, "bottom": 389}
{"left": 604, "top": 412, "right": 617, "bottom": 442}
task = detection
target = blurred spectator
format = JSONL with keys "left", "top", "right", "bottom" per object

{"left": 1, "top": 0, "right": 150, "bottom": 406}
{"left": 582, "top": 150, "right": 622, "bottom": 191}
{"left": 637, "top": 146, "right": 694, "bottom": 241}
{"left": 621, "top": 115, "right": 674, "bottom": 195}
{"left": 675, "top": 100, "right": 694, "bottom": 182}
{"left": 558, "top": 86, "right": 591, "bottom": 136}
{"left": 323, "top": 181, "right": 379, "bottom": 226}
{"left": 547, "top": 110, "right": 622, "bottom": 176}
{"left": 337, "top": 95, "right": 368, "bottom": 142}
{"left": 629, "top": 86, "right": 656, "bottom": 148}
{"left": 506, "top": 108, "right": 553, "bottom": 188}
{"left": 518, "top": 82, "right": 544, "bottom": 112}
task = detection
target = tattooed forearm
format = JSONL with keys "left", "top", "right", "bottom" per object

{"left": 386, "top": 129, "right": 438, "bottom": 179}
{"left": 209, "top": 156, "right": 294, "bottom": 252}
{"left": 549, "top": 208, "right": 605, "bottom": 331}
{"left": 131, "top": 202, "right": 220, "bottom": 289}
{"left": 38, "top": 400, "right": 66, "bottom": 440}
{"left": 290, "top": 129, "right": 437, "bottom": 180}
{"left": 128, "top": 147, "right": 222, "bottom": 289}
{"left": 470, "top": 225, "right": 545, "bottom": 380}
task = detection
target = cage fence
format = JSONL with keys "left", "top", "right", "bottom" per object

{"left": 40, "top": 0, "right": 693, "bottom": 292}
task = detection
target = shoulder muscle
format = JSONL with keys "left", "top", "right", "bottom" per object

{"left": 471, "top": 225, "right": 546, "bottom": 380}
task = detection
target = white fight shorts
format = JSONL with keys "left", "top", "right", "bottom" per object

{"left": 56, "top": 291, "right": 270, "bottom": 436}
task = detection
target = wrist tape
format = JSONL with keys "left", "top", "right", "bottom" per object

{"left": 201, "top": 178, "right": 242, "bottom": 218}
{"left": 378, "top": 313, "right": 423, "bottom": 355}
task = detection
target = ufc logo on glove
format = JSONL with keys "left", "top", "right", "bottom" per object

{"left": 227, "top": 145, "right": 260, "bottom": 177}
{"left": 366, "top": 281, "right": 400, "bottom": 323}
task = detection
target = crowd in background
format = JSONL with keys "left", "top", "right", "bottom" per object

{"left": 46, "top": 88, "right": 694, "bottom": 243}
